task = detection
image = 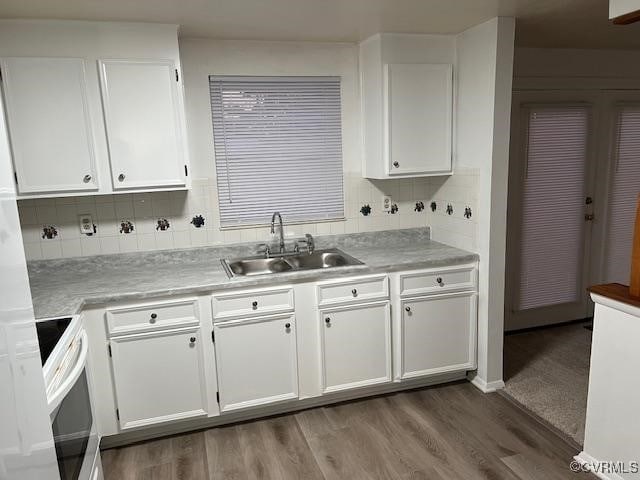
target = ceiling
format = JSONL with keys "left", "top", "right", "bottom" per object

{"left": 0, "top": 0, "right": 639, "bottom": 49}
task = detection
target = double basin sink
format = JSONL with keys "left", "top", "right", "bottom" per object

{"left": 221, "top": 248, "right": 364, "bottom": 278}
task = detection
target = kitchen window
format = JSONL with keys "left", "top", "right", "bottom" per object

{"left": 209, "top": 76, "right": 345, "bottom": 228}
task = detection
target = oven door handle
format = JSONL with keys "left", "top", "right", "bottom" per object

{"left": 48, "top": 330, "right": 88, "bottom": 413}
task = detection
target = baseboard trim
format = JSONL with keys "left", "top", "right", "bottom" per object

{"left": 467, "top": 373, "right": 505, "bottom": 393}
{"left": 574, "top": 451, "right": 625, "bottom": 480}
{"left": 100, "top": 371, "right": 467, "bottom": 449}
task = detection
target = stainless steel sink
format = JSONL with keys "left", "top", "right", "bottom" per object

{"left": 285, "top": 249, "right": 356, "bottom": 269}
{"left": 224, "top": 257, "right": 293, "bottom": 277}
{"left": 221, "top": 248, "right": 363, "bottom": 278}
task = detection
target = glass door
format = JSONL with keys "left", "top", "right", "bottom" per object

{"left": 506, "top": 93, "right": 599, "bottom": 331}
{"left": 596, "top": 93, "right": 640, "bottom": 285}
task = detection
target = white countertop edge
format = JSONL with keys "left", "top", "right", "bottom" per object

{"left": 590, "top": 292, "right": 640, "bottom": 318}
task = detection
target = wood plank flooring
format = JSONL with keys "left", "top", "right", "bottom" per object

{"left": 102, "top": 382, "right": 595, "bottom": 480}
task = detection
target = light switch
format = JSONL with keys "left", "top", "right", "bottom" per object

{"left": 78, "top": 214, "right": 94, "bottom": 235}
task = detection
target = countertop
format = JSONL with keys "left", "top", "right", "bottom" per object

{"left": 27, "top": 228, "right": 478, "bottom": 319}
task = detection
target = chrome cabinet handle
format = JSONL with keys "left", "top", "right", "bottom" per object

{"left": 189, "top": 336, "right": 196, "bottom": 343}
{"left": 118, "top": 173, "right": 125, "bottom": 182}
{"left": 325, "top": 317, "right": 331, "bottom": 324}
{"left": 150, "top": 313, "right": 157, "bottom": 323}
{"left": 436, "top": 277, "right": 443, "bottom": 285}
{"left": 252, "top": 301, "right": 258, "bottom": 309}
{"left": 83, "top": 174, "right": 92, "bottom": 183}
{"left": 405, "top": 306, "right": 411, "bottom": 312}
{"left": 351, "top": 288, "right": 358, "bottom": 297}
{"left": 285, "top": 322, "right": 291, "bottom": 329}
{"left": 393, "top": 161, "right": 399, "bottom": 168}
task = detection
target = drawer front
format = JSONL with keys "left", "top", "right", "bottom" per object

{"left": 399, "top": 266, "right": 476, "bottom": 297}
{"left": 212, "top": 286, "right": 294, "bottom": 320}
{"left": 317, "top": 275, "right": 388, "bottom": 306}
{"left": 106, "top": 299, "right": 199, "bottom": 336}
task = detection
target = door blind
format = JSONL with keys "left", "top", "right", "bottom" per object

{"left": 209, "top": 76, "right": 344, "bottom": 227}
{"left": 517, "top": 106, "right": 589, "bottom": 311}
{"left": 603, "top": 105, "right": 640, "bottom": 284}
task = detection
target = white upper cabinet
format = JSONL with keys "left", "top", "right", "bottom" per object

{"left": 360, "top": 33, "right": 455, "bottom": 179}
{"left": 1, "top": 57, "right": 99, "bottom": 195}
{"left": 99, "top": 59, "right": 186, "bottom": 190}
{"left": 0, "top": 21, "right": 190, "bottom": 198}
{"left": 384, "top": 63, "right": 452, "bottom": 175}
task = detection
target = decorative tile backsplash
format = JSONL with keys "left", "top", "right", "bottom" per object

{"left": 18, "top": 170, "right": 478, "bottom": 260}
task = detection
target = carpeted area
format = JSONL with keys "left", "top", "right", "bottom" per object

{"left": 503, "top": 321, "right": 592, "bottom": 445}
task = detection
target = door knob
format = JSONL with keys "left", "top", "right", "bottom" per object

{"left": 585, "top": 214, "right": 595, "bottom": 221}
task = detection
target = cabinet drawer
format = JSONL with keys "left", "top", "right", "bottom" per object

{"left": 106, "top": 299, "right": 199, "bottom": 336}
{"left": 317, "top": 275, "right": 388, "bottom": 306}
{"left": 212, "top": 286, "right": 294, "bottom": 320}
{"left": 399, "top": 266, "right": 476, "bottom": 296}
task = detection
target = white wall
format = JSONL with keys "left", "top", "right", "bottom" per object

{"left": 18, "top": 35, "right": 479, "bottom": 260}
{"left": 513, "top": 47, "right": 640, "bottom": 90}
{"left": 578, "top": 295, "right": 640, "bottom": 479}
{"left": 610, "top": 0, "right": 640, "bottom": 19}
{"left": 445, "top": 17, "right": 515, "bottom": 391}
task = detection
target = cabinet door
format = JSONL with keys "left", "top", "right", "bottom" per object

{"left": 320, "top": 301, "right": 391, "bottom": 393}
{"left": 384, "top": 63, "right": 452, "bottom": 176}
{"left": 399, "top": 292, "right": 476, "bottom": 380}
{"left": 110, "top": 327, "right": 207, "bottom": 430}
{"left": 99, "top": 59, "right": 186, "bottom": 190}
{"left": 1, "top": 57, "right": 99, "bottom": 195}
{"left": 214, "top": 313, "right": 298, "bottom": 412}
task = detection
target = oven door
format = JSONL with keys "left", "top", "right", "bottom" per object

{"left": 48, "top": 329, "right": 99, "bottom": 480}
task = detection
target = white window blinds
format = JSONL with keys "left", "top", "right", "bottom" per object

{"left": 209, "top": 76, "right": 344, "bottom": 227}
{"left": 603, "top": 105, "right": 640, "bottom": 284}
{"left": 517, "top": 106, "right": 589, "bottom": 311}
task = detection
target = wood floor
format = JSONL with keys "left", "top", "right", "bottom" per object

{"left": 102, "top": 382, "right": 595, "bottom": 480}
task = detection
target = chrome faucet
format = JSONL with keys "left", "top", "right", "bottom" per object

{"left": 270, "top": 212, "right": 285, "bottom": 254}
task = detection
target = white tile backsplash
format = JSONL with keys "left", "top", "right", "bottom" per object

{"left": 18, "top": 170, "right": 478, "bottom": 260}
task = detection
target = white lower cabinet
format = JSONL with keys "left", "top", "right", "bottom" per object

{"left": 214, "top": 313, "right": 298, "bottom": 412}
{"left": 320, "top": 301, "right": 392, "bottom": 393}
{"left": 398, "top": 291, "right": 477, "bottom": 380}
{"left": 109, "top": 327, "right": 208, "bottom": 430}
{"left": 94, "top": 266, "right": 479, "bottom": 438}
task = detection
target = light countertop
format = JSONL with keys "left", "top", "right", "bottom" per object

{"left": 27, "top": 228, "right": 478, "bottom": 319}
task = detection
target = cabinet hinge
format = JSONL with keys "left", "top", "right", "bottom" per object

{"left": 175, "top": 69, "right": 179, "bottom": 82}
{"left": 115, "top": 409, "right": 120, "bottom": 420}
{"left": 216, "top": 392, "right": 220, "bottom": 403}
{"left": 211, "top": 330, "right": 215, "bottom": 343}
{"left": 108, "top": 344, "right": 112, "bottom": 357}
{"left": 184, "top": 164, "right": 188, "bottom": 177}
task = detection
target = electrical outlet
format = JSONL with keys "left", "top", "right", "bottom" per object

{"left": 78, "top": 214, "right": 94, "bottom": 235}
{"left": 382, "top": 195, "right": 392, "bottom": 212}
